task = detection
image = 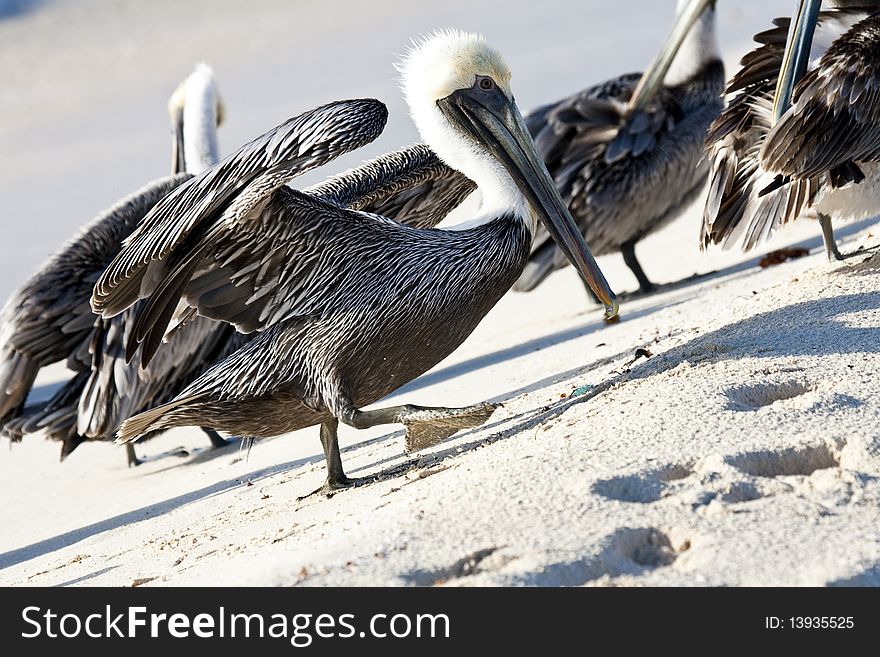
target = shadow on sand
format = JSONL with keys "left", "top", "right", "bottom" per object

{"left": 0, "top": 452, "right": 320, "bottom": 570}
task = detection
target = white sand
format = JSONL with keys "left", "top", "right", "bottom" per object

{"left": 1, "top": 0, "right": 878, "bottom": 587}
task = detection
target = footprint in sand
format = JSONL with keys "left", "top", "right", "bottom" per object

{"left": 517, "top": 528, "right": 689, "bottom": 587}
{"left": 592, "top": 440, "right": 859, "bottom": 510}
{"left": 591, "top": 463, "right": 695, "bottom": 504}
{"left": 405, "top": 528, "right": 691, "bottom": 587}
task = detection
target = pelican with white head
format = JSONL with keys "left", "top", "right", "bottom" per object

{"left": 400, "top": 30, "right": 618, "bottom": 317}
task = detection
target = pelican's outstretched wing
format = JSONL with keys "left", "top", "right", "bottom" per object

{"left": 91, "top": 99, "right": 388, "bottom": 364}
{"left": 306, "top": 143, "right": 476, "bottom": 229}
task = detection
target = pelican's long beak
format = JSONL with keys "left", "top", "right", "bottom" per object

{"left": 437, "top": 83, "right": 618, "bottom": 319}
{"left": 772, "top": 0, "right": 821, "bottom": 124}
{"left": 628, "top": 0, "right": 715, "bottom": 112}
{"left": 171, "top": 105, "right": 186, "bottom": 174}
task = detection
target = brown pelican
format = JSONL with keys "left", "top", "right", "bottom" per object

{"left": 91, "top": 31, "right": 618, "bottom": 495}
{"left": 516, "top": 0, "right": 723, "bottom": 296}
{"left": 0, "top": 64, "right": 239, "bottom": 466}
{"left": 702, "top": 0, "right": 880, "bottom": 259}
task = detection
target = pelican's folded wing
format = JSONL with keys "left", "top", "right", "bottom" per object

{"left": 700, "top": 18, "right": 813, "bottom": 251}
{"left": 75, "top": 305, "right": 242, "bottom": 439}
{"left": 761, "top": 14, "right": 880, "bottom": 179}
{"left": 724, "top": 18, "right": 790, "bottom": 93}
{"left": 701, "top": 66, "right": 782, "bottom": 249}
{"left": 0, "top": 370, "right": 85, "bottom": 453}
{"left": 529, "top": 74, "right": 680, "bottom": 178}
{"left": 521, "top": 73, "right": 682, "bottom": 275}
{"left": 306, "top": 143, "right": 476, "bottom": 229}
{"left": 702, "top": 12, "right": 868, "bottom": 252}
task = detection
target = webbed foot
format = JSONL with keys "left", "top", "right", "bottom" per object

{"left": 402, "top": 402, "right": 497, "bottom": 452}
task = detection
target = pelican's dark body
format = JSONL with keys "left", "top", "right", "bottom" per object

{"left": 85, "top": 99, "right": 501, "bottom": 442}
{"left": 516, "top": 61, "right": 724, "bottom": 291}
{"left": 130, "top": 206, "right": 529, "bottom": 438}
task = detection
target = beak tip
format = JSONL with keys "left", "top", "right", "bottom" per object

{"left": 604, "top": 296, "right": 620, "bottom": 320}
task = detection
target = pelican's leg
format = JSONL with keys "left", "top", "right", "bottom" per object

{"left": 319, "top": 418, "right": 359, "bottom": 490}
{"left": 125, "top": 443, "right": 142, "bottom": 467}
{"left": 201, "top": 427, "right": 233, "bottom": 448}
{"left": 298, "top": 419, "right": 362, "bottom": 500}
{"left": 818, "top": 213, "right": 844, "bottom": 261}
{"left": 621, "top": 240, "right": 656, "bottom": 293}
{"left": 339, "top": 401, "right": 496, "bottom": 452}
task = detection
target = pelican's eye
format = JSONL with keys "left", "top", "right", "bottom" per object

{"left": 476, "top": 76, "right": 497, "bottom": 91}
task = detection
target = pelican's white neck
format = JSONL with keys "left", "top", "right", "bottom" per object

{"left": 399, "top": 30, "right": 534, "bottom": 233}
{"left": 407, "top": 99, "right": 533, "bottom": 232}
{"left": 182, "top": 65, "right": 220, "bottom": 173}
{"left": 664, "top": 2, "right": 718, "bottom": 88}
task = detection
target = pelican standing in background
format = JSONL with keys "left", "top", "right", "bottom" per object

{"left": 0, "top": 64, "right": 241, "bottom": 466}
{"left": 517, "top": 0, "right": 723, "bottom": 297}
{"left": 702, "top": 0, "right": 880, "bottom": 258}
{"left": 91, "top": 31, "right": 618, "bottom": 496}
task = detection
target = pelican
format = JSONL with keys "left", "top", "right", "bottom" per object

{"left": 702, "top": 0, "right": 880, "bottom": 258}
{"left": 516, "top": 0, "right": 723, "bottom": 296}
{"left": 0, "top": 64, "right": 239, "bottom": 466}
{"left": 91, "top": 31, "right": 618, "bottom": 495}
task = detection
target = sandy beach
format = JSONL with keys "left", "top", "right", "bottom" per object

{"left": 0, "top": 0, "right": 878, "bottom": 587}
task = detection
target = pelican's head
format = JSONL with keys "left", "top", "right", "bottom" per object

{"left": 400, "top": 31, "right": 516, "bottom": 214}
{"left": 167, "top": 63, "right": 224, "bottom": 174}
{"left": 400, "top": 30, "right": 512, "bottom": 111}
{"left": 399, "top": 30, "right": 617, "bottom": 318}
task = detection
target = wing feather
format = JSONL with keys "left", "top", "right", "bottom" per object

{"left": 761, "top": 14, "right": 880, "bottom": 177}
{"left": 92, "top": 99, "right": 389, "bottom": 321}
